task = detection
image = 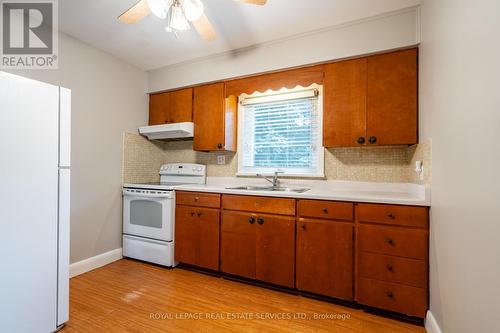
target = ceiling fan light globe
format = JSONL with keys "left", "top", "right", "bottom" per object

{"left": 147, "top": 0, "right": 168, "bottom": 19}
{"left": 183, "top": 0, "right": 204, "bottom": 21}
{"left": 169, "top": 4, "right": 190, "bottom": 31}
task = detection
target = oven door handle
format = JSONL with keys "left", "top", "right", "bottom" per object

{"left": 122, "top": 189, "right": 173, "bottom": 199}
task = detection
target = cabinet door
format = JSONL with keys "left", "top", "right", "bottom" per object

{"left": 193, "top": 83, "right": 225, "bottom": 151}
{"left": 197, "top": 208, "right": 220, "bottom": 271}
{"left": 149, "top": 92, "right": 170, "bottom": 125}
{"left": 169, "top": 88, "right": 193, "bottom": 123}
{"left": 220, "top": 211, "right": 256, "bottom": 279}
{"left": 255, "top": 215, "right": 295, "bottom": 288}
{"left": 296, "top": 219, "right": 354, "bottom": 300}
{"left": 366, "top": 49, "right": 418, "bottom": 145}
{"left": 175, "top": 205, "right": 198, "bottom": 265}
{"left": 324, "top": 58, "right": 367, "bottom": 147}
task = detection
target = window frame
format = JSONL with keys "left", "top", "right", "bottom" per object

{"left": 236, "top": 84, "right": 325, "bottom": 178}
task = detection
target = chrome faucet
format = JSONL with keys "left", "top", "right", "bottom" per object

{"left": 257, "top": 171, "right": 284, "bottom": 188}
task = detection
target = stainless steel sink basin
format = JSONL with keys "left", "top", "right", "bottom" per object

{"left": 270, "top": 187, "right": 310, "bottom": 193}
{"left": 226, "top": 186, "right": 310, "bottom": 193}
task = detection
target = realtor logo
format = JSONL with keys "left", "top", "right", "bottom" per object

{"left": 1, "top": 0, "right": 58, "bottom": 69}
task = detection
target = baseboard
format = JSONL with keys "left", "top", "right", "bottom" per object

{"left": 70, "top": 248, "right": 123, "bottom": 278}
{"left": 425, "top": 310, "right": 443, "bottom": 333}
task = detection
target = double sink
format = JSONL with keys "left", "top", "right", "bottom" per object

{"left": 226, "top": 185, "right": 310, "bottom": 194}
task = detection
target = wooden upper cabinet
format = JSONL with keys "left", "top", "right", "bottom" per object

{"left": 366, "top": 48, "right": 418, "bottom": 145}
{"left": 193, "top": 83, "right": 237, "bottom": 152}
{"left": 149, "top": 88, "right": 193, "bottom": 125}
{"left": 323, "top": 48, "right": 418, "bottom": 147}
{"left": 149, "top": 92, "right": 170, "bottom": 125}
{"left": 169, "top": 88, "right": 193, "bottom": 123}
{"left": 323, "top": 58, "right": 367, "bottom": 147}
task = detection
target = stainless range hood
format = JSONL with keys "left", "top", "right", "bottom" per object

{"left": 138, "top": 122, "right": 194, "bottom": 140}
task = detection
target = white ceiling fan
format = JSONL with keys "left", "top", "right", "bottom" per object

{"left": 118, "top": 0, "right": 267, "bottom": 41}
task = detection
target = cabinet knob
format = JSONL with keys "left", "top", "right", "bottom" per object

{"left": 387, "top": 213, "right": 396, "bottom": 219}
{"left": 385, "top": 237, "right": 395, "bottom": 246}
{"left": 386, "top": 291, "right": 394, "bottom": 299}
{"left": 197, "top": 212, "right": 202, "bottom": 217}
{"left": 301, "top": 224, "right": 306, "bottom": 230}
{"left": 248, "top": 217, "right": 255, "bottom": 224}
{"left": 190, "top": 212, "right": 195, "bottom": 217}
{"left": 369, "top": 136, "right": 377, "bottom": 144}
{"left": 357, "top": 137, "right": 366, "bottom": 144}
{"left": 257, "top": 217, "right": 264, "bottom": 225}
{"left": 386, "top": 264, "right": 394, "bottom": 272}
{"left": 194, "top": 197, "right": 199, "bottom": 201}
{"left": 322, "top": 208, "right": 329, "bottom": 214}
{"left": 217, "top": 143, "right": 223, "bottom": 149}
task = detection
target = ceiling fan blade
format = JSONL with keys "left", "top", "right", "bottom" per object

{"left": 236, "top": 0, "right": 267, "bottom": 5}
{"left": 192, "top": 14, "right": 217, "bottom": 41}
{"left": 118, "top": 0, "right": 151, "bottom": 24}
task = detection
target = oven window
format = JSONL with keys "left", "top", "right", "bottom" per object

{"left": 130, "top": 200, "right": 163, "bottom": 229}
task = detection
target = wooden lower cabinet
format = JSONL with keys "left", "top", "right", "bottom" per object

{"left": 355, "top": 203, "right": 429, "bottom": 318}
{"left": 255, "top": 214, "right": 295, "bottom": 288}
{"left": 220, "top": 211, "right": 295, "bottom": 288}
{"left": 358, "top": 252, "right": 427, "bottom": 288}
{"left": 175, "top": 205, "right": 219, "bottom": 270}
{"left": 176, "top": 192, "right": 430, "bottom": 319}
{"left": 357, "top": 277, "right": 427, "bottom": 318}
{"left": 220, "top": 211, "right": 256, "bottom": 279}
{"left": 296, "top": 219, "right": 354, "bottom": 300}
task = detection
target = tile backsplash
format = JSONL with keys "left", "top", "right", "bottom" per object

{"left": 122, "top": 132, "right": 431, "bottom": 185}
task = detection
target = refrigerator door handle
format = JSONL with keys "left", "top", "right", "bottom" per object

{"left": 59, "top": 87, "right": 71, "bottom": 168}
{"left": 57, "top": 168, "right": 70, "bottom": 326}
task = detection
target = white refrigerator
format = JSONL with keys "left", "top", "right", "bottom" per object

{"left": 0, "top": 71, "right": 70, "bottom": 332}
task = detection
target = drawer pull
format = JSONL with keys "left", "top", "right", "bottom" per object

{"left": 194, "top": 197, "right": 200, "bottom": 201}
{"left": 385, "top": 237, "right": 395, "bottom": 246}
{"left": 387, "top": 213, "right": 396, "bottom": 219}
{"left": 197, "top": 212, "right": 202, "bottom": 217}
{"left": 386, "top": 291, "right": 394, "bottom": 299}
{"left": 190, "top": 212, "right": 195, "bottom": 217}
{"left": 248, "top": 217, "right": 255, "bottom": 224}
{"left": 322, "top": 208, "right": 329, "bottom": 214}
{"left": 386, "top": 264, "right": 394, "bottom": 272}
{"left": 257, "top": 217, "right": 265, "bottom": 225}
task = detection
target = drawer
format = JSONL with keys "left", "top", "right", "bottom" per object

{"left": 358, "top": 224, "right": 427, "bottom": 260}
{"left": 357, "top": 277, "right": 427, "bottom": 318}
{"left": 297, "top": 200, "right": 353, "bottom": 221}
{"left": 358, "top": 252, "right": 427, "bottom": 288}
{"left": 222, "top": 195, "right": 295, "bottom": 216}
{"left": 176, "top": 191, "right": 220, "bottom": 208}
{"left": 358, "top": 203, "right": 428, "bottom": 228}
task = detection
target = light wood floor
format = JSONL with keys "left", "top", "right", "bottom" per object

{"left": 63, "top": 259, "right": 425, "bottom": 333}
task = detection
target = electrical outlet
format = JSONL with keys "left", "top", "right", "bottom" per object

{"left": 217, "top": 155, "right": 226, "bottom": 165}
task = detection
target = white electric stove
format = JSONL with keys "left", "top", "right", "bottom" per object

{"left": 122, "top": 163, "right": 206, "bottom": 267}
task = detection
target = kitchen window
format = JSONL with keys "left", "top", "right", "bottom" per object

{"left": 237, "top": 85, "right": 324, "bottom": 177}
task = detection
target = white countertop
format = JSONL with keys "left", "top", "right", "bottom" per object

{"left": 174, "top": 177, "right": 430, "bottom": 206}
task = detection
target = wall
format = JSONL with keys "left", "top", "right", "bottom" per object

{"left": 123, "top": 133, "right": 430, "bottom": 184}
{"left": 148, "top": 7, "right": 420, "bottom": 92}
{"left": 6, "top": 33, "right": 148, "bottom": 263}
{"left": 420, "top": 0, "right": 500, "bottom": 332}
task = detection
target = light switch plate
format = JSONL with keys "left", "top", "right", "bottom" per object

{"left": 217, "top": 155, "right": 226, "bottom": 165}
